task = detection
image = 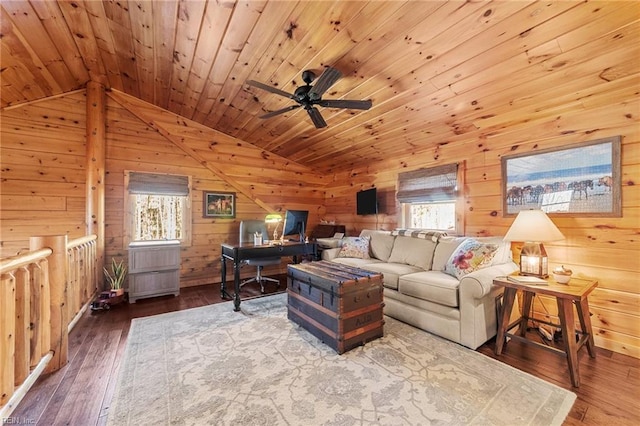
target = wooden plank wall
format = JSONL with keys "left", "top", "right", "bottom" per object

{"left": 1, "top": 92, "right": 88, "bottom": 257}
{"left": 323, "top": 105, "right": 639, "bottom": 358}
{"left": 103, "top": 90, "right": 328, "bottom": 287}
{"left": 1, "top": 90, "right": 328, "bottom": 288}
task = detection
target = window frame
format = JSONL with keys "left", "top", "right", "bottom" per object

{"left": 397, "top": 162, "right": 465, "bottom": 235}
{"left": 123, "top": 171, "right": 192, "bottom": 248}
{"left": 401, "top": 201, "right": 458, "bottom": 232}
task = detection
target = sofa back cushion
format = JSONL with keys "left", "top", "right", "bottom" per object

{"left": 370, "top": 233, "right": 396, "bottom": 261}
{"left": 432, "top": 236, "right": 469, "bottom": 271}
{"left": 387, "top": 235, "right": 437, "bottom": 270}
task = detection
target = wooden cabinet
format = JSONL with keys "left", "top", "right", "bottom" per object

{"left": 309, "top": 224, "right": 345, "bottom": 239}
{"left": 128, "top": 240, "right": 181, "bottom": 303}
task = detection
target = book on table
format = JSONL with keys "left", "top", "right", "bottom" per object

{"left": 507, "top": 275, "right": 548, "bottom": 285}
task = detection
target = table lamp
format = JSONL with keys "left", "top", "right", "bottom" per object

{"left": 265, "top": 213, "right": 283, "bottom": 241}
{"left": 503, "top": 209, "right": 565, "bottom": 278}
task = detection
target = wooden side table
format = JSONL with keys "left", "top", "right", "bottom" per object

{"left": 493, "top": 275, "right": 598, "bottom": 387}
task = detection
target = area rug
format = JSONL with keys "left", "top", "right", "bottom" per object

{"left": 108, "top": 294, "right": 575, "bottom": 425}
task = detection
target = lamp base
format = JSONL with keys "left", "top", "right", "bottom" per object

{"left": 519, "top": 271, "right": 549, "bottom": 278}
{"left": 519, "top": 242, "right": 549, "bottom": 278}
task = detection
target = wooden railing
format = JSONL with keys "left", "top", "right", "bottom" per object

{"left": 0, "top": 234, "right": 98, "bottom": 418}
{"left": 66, "top": 235, "right": 99, "bottom": 331}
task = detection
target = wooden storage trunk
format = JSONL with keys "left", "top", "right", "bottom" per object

{"left": 287, "top": 261, "right": 384, "bottom": 354}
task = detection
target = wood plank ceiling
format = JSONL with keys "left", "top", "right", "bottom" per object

{"left": 1, "top": 1, "right": 638, "bottom": 174}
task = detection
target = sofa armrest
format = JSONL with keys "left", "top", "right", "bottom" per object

{"left": 458, "top": 261, "right": 518, "bottom": 349}
{"left": 321, "top": 247, "right": 343, "bottom": 261}
{"left": 459, "top": 262, "right": 518, "bottom": 299}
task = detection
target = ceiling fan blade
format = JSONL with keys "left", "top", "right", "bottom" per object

{"left": 259, "top": 104, "right": 301, "bottom": 119}
{"left": 307, "top": 107, "right": 327, "bottom": 128}
{"left": 308, "top": 67, "right": 342, "bottom": 100}
{"left": 317, "top": 99, "right": 372, "bottom": 110}
{"left": 246, "top": 80, "right": 295, "bottom": 100}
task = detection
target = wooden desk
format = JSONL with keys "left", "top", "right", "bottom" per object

{"left": 494, "top": 275, "right": 598, "bottom": 387}
{"left": 220, "top": 241, "right": 317, "bottom": 311}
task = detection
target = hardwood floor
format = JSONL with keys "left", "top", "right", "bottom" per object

{"left": 10, "top": 278, "right": 640, "bottom": 425}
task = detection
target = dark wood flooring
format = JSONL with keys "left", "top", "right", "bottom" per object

{"left": 10, "top": 276, "right": 640, "bottom": 425}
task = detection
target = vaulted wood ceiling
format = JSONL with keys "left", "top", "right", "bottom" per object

{"left": 1, "top": 1, "right": 638, "bottom": 173}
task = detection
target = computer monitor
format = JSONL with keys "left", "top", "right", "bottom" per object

{"left": 282, "top": 210, "right": 309, "bottom": 242}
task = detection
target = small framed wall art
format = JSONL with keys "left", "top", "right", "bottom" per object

{"left": 203, "top": 191, "right": 236, "bottom": 218}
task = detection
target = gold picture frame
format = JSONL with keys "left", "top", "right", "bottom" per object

{"left": 203, "top": 191, "right": 236, "bottom": 218}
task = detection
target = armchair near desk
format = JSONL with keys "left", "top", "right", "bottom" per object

{"left": 309, "top": 224, "right": 346, "bottom": 239}
{"left": 239, "top": 220, "right": 280, "bottom": 293}
{"left": 310, "top": 224, "right": 346, "bottom": 251}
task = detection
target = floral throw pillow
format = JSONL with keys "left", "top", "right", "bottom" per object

{"left": 443, "top": 239, "right": 499, "bottom": 279}
{"left": 337, "top": 236, "right": 371, "bottom": 259}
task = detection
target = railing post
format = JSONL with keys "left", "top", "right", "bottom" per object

{"left": 14, "top": 267, "right": 30, "bottom": 386}
{"left": 30, "top": 260, "right": 50, "bottom": 366}
{"left": 30, "top": 236, "right": 68, "bottom": 373}
{"left": 0, "top": 273, "right": 16, "bottom": 407}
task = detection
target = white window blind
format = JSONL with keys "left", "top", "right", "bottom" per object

{"left": 397, "top": 163, "right": 458, "bottom": 203}
{"left": 127, "top": 172, "right": 189, "bottom": 196}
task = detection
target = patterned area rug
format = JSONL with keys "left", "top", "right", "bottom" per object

{"left": 108, "top": 294, "right": 575, "bottom": 425}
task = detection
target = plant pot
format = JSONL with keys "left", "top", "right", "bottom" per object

{"left": 110, "top": 288, "right": 125, "bottom": 297}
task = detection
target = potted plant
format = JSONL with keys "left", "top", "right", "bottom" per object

{"left": 104, "top": 258, "right": 127, "bottom": 296}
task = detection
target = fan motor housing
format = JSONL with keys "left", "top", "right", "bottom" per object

{"left": 294, "top": 85, "right": 312, "bottom": 102}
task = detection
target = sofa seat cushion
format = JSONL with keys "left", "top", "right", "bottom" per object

{"left": 330, "top": 257, "right": 382, "bottom": 269}
{"left": 360, "top": 262, "right": 423, "bottom": 290}
{"left": 398, "top": 271, "right": 460, "bottom": 308}
{"left": 384, "top": 288, "right": 460, "bottom": 320}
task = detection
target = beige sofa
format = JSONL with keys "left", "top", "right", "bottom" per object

{"left": 322, "top": 229, "right": 518, "bottom": 349}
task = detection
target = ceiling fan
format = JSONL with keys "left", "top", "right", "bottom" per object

{"left": 246, "top": 67, "right": 372, "bottom": 128}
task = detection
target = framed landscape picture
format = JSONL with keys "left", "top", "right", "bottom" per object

{"left": 501, "top": 136, "right": 621, "bottom": 217}
{"left": 203, "top": 191, "right": 235, "bottom": 218}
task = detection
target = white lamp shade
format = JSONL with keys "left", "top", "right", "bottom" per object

{"left": 503, "top": 209, "right": 565, "bottom": 243}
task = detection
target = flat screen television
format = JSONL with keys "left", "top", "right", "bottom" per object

{"left": 357, "top": 188, "right": 378, "bottom": 215}
{"left": 282, "top": 209, "right": 309, "bottom": 241}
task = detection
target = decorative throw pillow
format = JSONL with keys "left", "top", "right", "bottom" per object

{"left": 337, "top": 236, "right": 371, "bottom": 259}
{"left": 432, "top": 237, "right": 469, "bottom": 271}
{"left": 443, "top": 239, "right": 499, "bottom": 279}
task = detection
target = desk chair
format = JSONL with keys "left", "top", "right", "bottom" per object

{"left": 239, "top": 220, "right": 280, "bottom": 293}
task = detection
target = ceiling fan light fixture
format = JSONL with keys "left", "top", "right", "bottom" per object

{"left": 246, "top": 67, "right": 372, "bottom": 128}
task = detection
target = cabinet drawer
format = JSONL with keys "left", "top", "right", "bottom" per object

{"left": 129, "top": 246, "right": 180, "bottom": 273}
{"left": 129, "top": 270, "right": 180, "bottom": 302}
